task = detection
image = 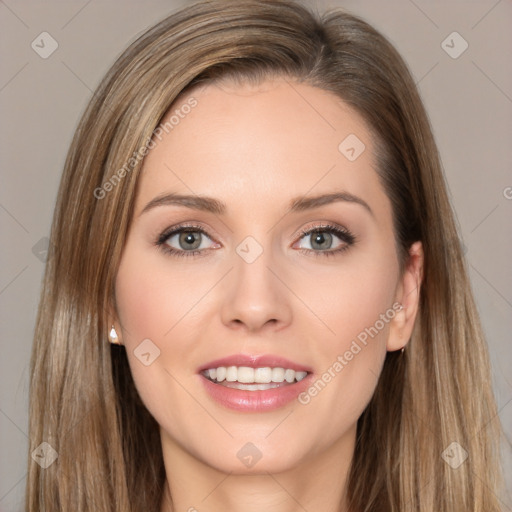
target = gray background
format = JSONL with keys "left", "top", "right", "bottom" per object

{"left": 0, "top": 0, "right": 511, "bottom": 510}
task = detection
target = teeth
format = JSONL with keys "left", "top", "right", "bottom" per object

{"left": 222, "top": 381, "right": 283, "bottom": 391}
{"left": 255, "top": 367, "right": 272, "bottom": 383}
{"left": 284, "top": 369, "right": 295, "bottom": 383}
{"left": 202, "top": 366, "right": 308, "bottom": 384}
{"left": 271, "top": 367, "right": 284, "bottom": 382}
{"left": 237, "top": 366, "right": 254, "bottom": 383}
{"left": 216, "top": 367, "right": 226, "bottom": 382}
{"left": 226, "top": 366, "right": 238, "bottom": 382}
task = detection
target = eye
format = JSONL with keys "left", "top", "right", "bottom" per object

{"left": 156, "top": 224, "right": 219, "bottom": 258}
{"left": 294, "top": 223, "right": 355, "bottom": 257}
{"left": 155, "top": 222, "right": 355, "bottom": 259}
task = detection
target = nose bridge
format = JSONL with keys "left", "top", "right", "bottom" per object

{"left": 235, "top": 236, "right": 273, "bottom": 288}
{"left": 219, "top": 233, "right": 292, "bottom": 331}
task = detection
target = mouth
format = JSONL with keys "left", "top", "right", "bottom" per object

{"left": 198, "top": 355, "right": 313, "bottom": 412}
{"left": 201, "top": 366, "right": 308, "bottom": 390}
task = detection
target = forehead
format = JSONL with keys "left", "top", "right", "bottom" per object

{"left": 134, "top": 78, "right": 386, "bottom": 219}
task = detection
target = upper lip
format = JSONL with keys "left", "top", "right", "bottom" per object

{"left": 198, "top": 354, "right": 312, "bottom": 373}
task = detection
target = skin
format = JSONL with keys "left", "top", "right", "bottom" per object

{"left": 111, "top": 78, "right": 423, "bottom": 512}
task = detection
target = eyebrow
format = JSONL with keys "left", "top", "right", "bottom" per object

{"left": 139, "top": 191, "right": 373, "bottom": 217}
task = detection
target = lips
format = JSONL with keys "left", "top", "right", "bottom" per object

{"left": 198, "top": 354, "right": 314, "bottom": 412}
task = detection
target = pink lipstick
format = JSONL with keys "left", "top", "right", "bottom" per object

{"left": 198, "top": 354, "right": 313, "bottom": 412}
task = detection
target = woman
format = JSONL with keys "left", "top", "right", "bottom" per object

{"left": 26, "top": 1, "right": 503, "bottom": 511}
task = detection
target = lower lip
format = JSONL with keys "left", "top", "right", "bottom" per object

{"left": 199, "top": 374, "right": 313, "bottom": 412}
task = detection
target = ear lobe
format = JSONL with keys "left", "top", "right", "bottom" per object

{"left": 107, "top": 306, "right": 117, "bottom": 333}
{"left": 106, "top": 304, "right": 122, "bottom": 344}
{"left": 386, "top": 241, "right": 424, "bottom": 352}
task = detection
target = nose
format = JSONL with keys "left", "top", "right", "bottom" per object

{"left": 220, "top": 243, "right": 293, "bottom": 333}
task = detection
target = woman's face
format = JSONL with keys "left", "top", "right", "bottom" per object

{"left": 114, "top": 78, "right": 422, "bottom": 475}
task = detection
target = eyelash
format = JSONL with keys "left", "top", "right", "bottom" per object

{"left": 155, "top": 222, "right": 356, "bottom": 259}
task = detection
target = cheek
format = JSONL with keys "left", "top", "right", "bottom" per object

{"left": 115, "top": 242, "right": 206, "bottom": 342}
{"left": 113, "top": 244, "right": 217, "bottom": 427}
{"left": 293, "top": 250, "right": 399, "bottom": 437}
{"left": 303, "top": 248, "right": 398, "bottom": 349}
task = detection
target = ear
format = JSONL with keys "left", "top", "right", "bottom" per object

{"left": 387, "top": 241, "right": 424, "bottom": 352}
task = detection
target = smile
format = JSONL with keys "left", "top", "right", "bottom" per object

{"left": 198, "top": 355, "right": 313, "bottom": 412}
{"left": 201, "top": 366, "right": 308, "bottom": 390}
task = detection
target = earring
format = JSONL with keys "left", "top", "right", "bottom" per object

{"left": 108, "top": 325, "right": 121, "bottom": 345}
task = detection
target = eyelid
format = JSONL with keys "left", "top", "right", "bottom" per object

{"left": 293, "top": 221, "right": 352, "bottom": 240}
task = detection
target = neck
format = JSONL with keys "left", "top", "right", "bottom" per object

{"left": 159, "top": 425, "right": 355, "bottom": 512}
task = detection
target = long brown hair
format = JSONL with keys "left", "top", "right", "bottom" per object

{"left": 26, "top": 1, "right": 503, "bottom": 510}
